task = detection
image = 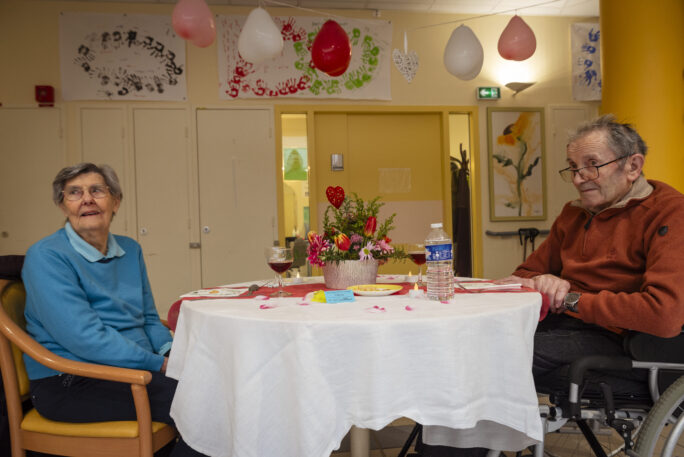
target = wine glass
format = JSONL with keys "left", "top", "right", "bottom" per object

{"left": 265, "top": 247, "right": 293, "bottom": 297}
{"left": 407, "top": 243, "right": 426, "bottom": 287}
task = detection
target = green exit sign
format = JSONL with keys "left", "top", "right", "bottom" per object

{"left": 477, "top": 87, "right": 501, "bottom": 100}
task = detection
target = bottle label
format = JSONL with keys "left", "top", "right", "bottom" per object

{"left": 425, "top": 243, "right": 452, "bottom": 261}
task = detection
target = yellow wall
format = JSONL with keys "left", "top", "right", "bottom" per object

{"left": 600, "top": 0, "right": 684, "bottom": 192}
{"left": 0, "top": 0, "right": 600, "bottom": 279}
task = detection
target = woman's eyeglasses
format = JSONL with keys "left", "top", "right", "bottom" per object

{"left": 558, "top": 155, "right": 627, "bottom": 183}
{"left": 62, "top": 185, "right": 110, "bottom": 201}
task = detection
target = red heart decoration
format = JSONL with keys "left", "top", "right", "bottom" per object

{"left": 326, "top": 186, "right": 345, "bottom": 209}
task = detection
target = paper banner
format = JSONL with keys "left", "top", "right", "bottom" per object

{"left": 571, "top": 22, "right": 601, "bottom": 101}
{"left": 60, "top": 13, "right": 187, "bottom": 101}
{"left": 217, "top": 15, "right": 391, "bottom": 100}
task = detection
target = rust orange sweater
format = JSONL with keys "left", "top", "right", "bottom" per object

{"left": 513, "top": 178, "right": 684, "bottom": 337}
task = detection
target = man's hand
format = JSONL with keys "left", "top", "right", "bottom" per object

{"left": 499, "top": 274, "right": 571, "bottom": 313}
{"left": 530, "top": 274, "right": 571, "bottom": 313}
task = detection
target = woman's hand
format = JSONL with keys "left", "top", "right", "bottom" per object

{"left": 161, "top": 357, "right": 168, "bottom": 373}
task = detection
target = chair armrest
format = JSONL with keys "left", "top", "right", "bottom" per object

{"left": 0, "top": 309, "right": 152, "bottom": 386}
{"left": 566, "top": 355, "right": 632, "bottom": 419}
{"left": 624, "top": 331, "right": 684, "bottom": 363}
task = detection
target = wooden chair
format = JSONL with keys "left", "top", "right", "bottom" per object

{"left": 0, "top": 280, "right": 178, "bottom": 457}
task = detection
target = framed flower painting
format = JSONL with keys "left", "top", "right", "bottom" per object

{"left": 487, "top": 107, "right": 547, "bottom": 221}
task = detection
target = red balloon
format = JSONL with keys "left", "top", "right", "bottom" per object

{"left": 498, "top": 15, "right": 537, "bottom": 61}
{"left": 311, "top": 20, "right": 352, "bottom": 77}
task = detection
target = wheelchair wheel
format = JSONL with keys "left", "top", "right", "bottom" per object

{"left": 634, "top": 376, "right": 684, "bottom": 457}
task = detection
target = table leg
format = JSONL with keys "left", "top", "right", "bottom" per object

{"left": 350, "top": 426, "right": 370, "bottom": 457}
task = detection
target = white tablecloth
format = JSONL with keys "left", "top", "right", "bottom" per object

{"left": 167, "top": 286, "right": 543, "bottom": 457}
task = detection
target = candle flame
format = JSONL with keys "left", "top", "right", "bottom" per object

{"left": 413, "top": 283, "right": 418, "bottom": 291}
{"left": 296, "top": 271, "right": 301, "bottom": 278}
{"left": 408, "top": 271, "right": 412, "bottom": 276}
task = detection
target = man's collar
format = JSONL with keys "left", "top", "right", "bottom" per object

{"left": 64, "top": 222, "right": 125, "bottom": 262}
{"left": 613, "top": 175, "right": 653, "bottom": 207}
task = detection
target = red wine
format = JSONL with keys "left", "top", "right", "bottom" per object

{"left": 268, "top": 261, "right": 293, "bottom": 273}
{"left": 408, "top": 251, "right": 426, "bottom": 265}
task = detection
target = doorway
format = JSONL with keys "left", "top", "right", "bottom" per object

{"left": 276, "top": 106, "right": 480, "bottom": 277}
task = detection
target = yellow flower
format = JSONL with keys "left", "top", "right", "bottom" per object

{"left": 497, "top": 112, "right": 532, "bottom": 146}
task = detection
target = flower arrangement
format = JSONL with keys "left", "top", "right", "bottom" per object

{"left": 307, "top": 186, "right": 407, "bottom": 267}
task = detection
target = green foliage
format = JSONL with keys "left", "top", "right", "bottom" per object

{"left": 317, "top": 193, "right": 407, "bottom": 263}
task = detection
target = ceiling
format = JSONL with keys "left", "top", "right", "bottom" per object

{"left": 71, "top": 0, "right": 600, "bottom": 17}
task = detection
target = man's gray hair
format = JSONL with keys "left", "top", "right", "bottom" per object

{"left": 52, "top": 163, "right": 123, "bottom": 205}
{"left": 568, "top": 114, "right": 648, "bottom": 159}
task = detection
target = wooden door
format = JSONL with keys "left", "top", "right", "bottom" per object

{"left": 132, "top": 108, "right": 196, "bottom": 316}
{"left": 548, "top": 106, "right": 591, "bottom": 218}
{"left": 196, "top": 108, "right": 278, "bottom": 287}
{"left": 0, "top": 108, "right": 66, "bottom": 254}
{"left": 314, "top": 112, "right": 446, "bottom": 274}
{"left": 79, "top": 106, "right": 131, "bottom": 237}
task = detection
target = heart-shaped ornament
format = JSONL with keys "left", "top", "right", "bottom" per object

{"left": 392, "top": 49, "right": 419, "bottom": 83}
{"left": 326, "top": 186, "right": 345, "bottom": 209}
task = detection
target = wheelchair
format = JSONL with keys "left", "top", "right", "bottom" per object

{"left": 535, "top": 330, "right": 684, "bottom": 457}
{"left": 399, "top": 330, "right": 684, "bottom": 457}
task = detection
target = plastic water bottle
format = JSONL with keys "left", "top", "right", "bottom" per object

{"left": 425, "top": 222, "right": 454, "bottom": 301}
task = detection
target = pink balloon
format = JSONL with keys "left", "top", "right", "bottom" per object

{"left": 498, "top": 15, "right": 537, "bottom": 61}
{"left": 172, "top": 0, "right": 215, "bottom": 47}
{"left": 190, "top": 16, "right": 216, "bottom": 48}
{"left": 311, "top": 20, "right": 352, "bottom": 77}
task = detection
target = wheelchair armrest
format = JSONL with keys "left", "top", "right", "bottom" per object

{"left": 567, "top": 355, "right": 633, "bottom": 419}
{"left": 624, "top": 330, "right": 684, "bottom": 363}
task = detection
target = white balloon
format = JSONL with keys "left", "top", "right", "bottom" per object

{"left": 443, "top": 25, "right": 484, "bottom": 80}
{"left": 237, "top": 7, "right": 284, "bottom": 63}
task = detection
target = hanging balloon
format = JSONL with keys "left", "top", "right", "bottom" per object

{"left": 443, "top": 25, "right": 484, "bottom": 81}
{"left": 237, "top": 8, "right": 284, "bottom": 63}
{"left": 172, "top": 0, "right": 216, "bottom": 47}
{"left": 311, "top": 20, "right": 352, "bottom": 77}
{"left": 190, "top": 18, "right": 216, "bottom": 48}
{"left": 498, "top": 15, "right": 537, "bottom": 61}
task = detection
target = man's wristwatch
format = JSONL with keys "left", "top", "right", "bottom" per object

{"left": 563, "top": 292, "right": 581, "bottom": 313}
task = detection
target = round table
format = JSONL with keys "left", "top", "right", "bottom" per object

{"left": 167, "top": 280, "right": 543, "bottom": 457}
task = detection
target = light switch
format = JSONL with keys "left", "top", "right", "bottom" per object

{"left": 331, "top": 154, "right": 344, "bottom": 171}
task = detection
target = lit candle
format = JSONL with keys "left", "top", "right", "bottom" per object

{"left": 406, "top": 271, "right": 418, "bottom": 283}
{"left": 290, "top": 271, "right": 303, "bottom": 284}
{"left": 408, "top": 283, "right": 425, "bottom": 298}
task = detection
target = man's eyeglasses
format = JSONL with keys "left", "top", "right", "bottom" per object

{"left": 558, "top": 155, "right": 627, "bottom": 183}
{"left": 62, "top": 185, "right": 110, "bottom": 202}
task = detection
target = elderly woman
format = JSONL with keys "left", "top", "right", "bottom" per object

{"left": 22, "top": 163, "right": 206, "bottom": 457}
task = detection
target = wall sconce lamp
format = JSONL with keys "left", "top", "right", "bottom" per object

{"left": 505, "top": 82, "right": 535, "bottom": 95}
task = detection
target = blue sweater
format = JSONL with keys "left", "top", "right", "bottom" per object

{"left": 22, "top": 226, "right": 172, "bottom": 380}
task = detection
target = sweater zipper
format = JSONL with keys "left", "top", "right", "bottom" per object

{"left": 582, "top": 212, "right": 594, "bottom": 256}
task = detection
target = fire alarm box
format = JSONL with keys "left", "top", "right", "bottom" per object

{"left": 35, "top": 85, "right": 55, "bottom": 107}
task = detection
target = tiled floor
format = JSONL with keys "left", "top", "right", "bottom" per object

{"left": 331, "top": 415, "right": 684, "bottom": 457}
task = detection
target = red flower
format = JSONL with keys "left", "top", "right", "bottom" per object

{"left": 383, "top": 235, "right": 392, "bottom": 244}
{"left": 364, "top": 216, "right": 377, "bottom": 237}
{"left": 334, "top": 233, "right": 351, "bottom": 251}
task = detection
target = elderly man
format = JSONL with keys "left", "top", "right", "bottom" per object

{"left": 508, "top": 114, "right": 684, "bottom": 391}
{"left": 418, "top": 115, "right": 684, "bottom": 457}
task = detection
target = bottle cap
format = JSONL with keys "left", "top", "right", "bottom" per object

{"left": 431, "top": 223, "right": 443, "bottom": 228}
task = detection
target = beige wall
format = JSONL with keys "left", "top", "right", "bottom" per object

{"left": 0, "top": 0, "right": 599, "bottom": 279}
